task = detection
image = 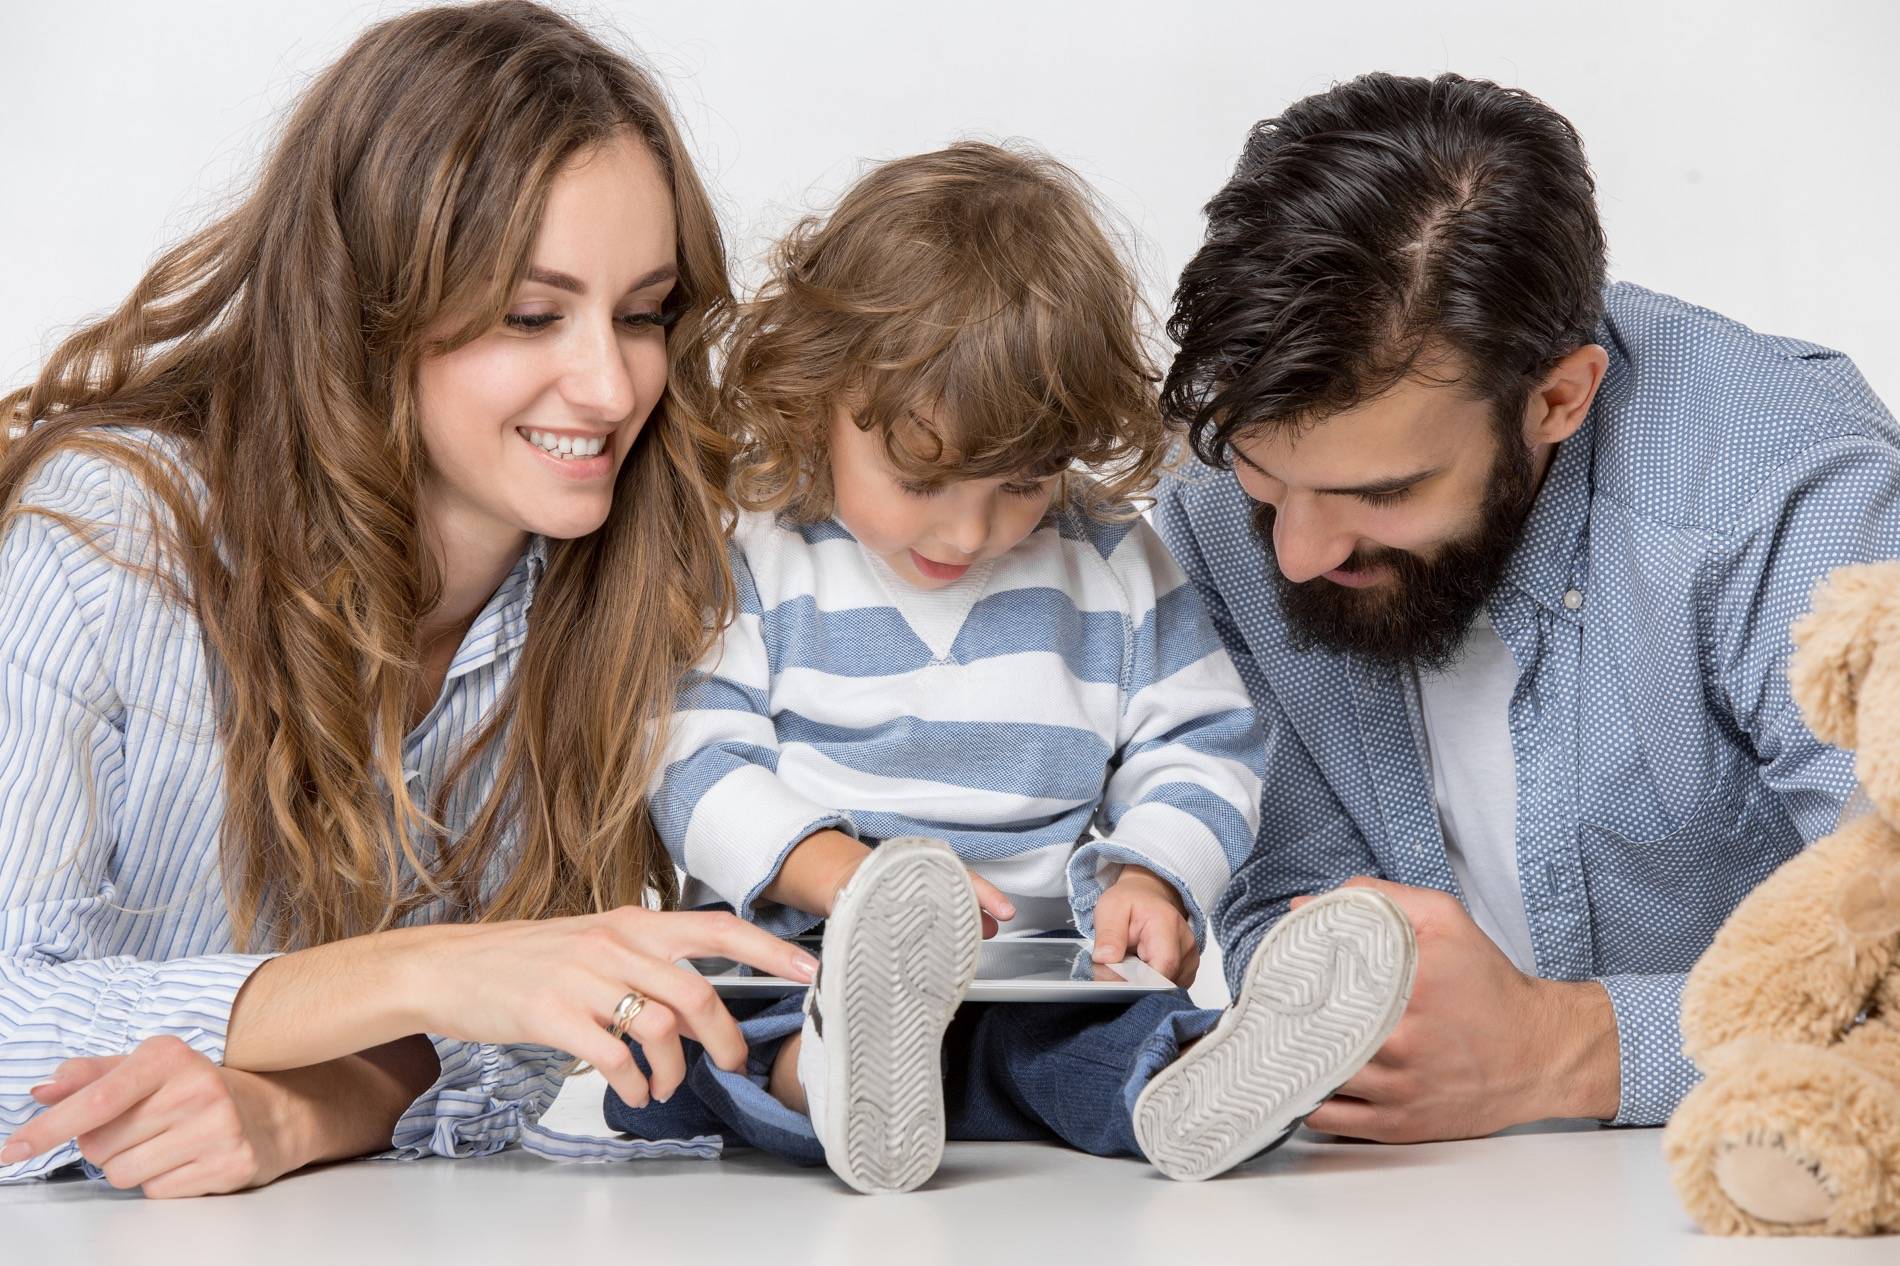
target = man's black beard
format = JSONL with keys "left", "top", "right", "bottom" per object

{"left": 1251, "top": 432, "right": 1538, "bottom": 670}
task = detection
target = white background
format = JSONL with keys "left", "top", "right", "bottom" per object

{"left": 5, "top": 0, "right": 1898, "bottom": 408}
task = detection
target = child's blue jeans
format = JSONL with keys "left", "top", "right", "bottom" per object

{"left": 602, "top": 990, "right": 1222, "bottom": 1164}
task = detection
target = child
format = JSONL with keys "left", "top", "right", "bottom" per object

{"left": 610, "top": 143, "right": 1416, "bottom": 1191}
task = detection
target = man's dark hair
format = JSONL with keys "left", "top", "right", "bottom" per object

{"left": 1163, "top": 72, "right": 1608, "bottom": 464}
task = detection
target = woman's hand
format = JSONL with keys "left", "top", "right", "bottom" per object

{"left": 394, "top": 907, "right": 820, "bottom": 1110}
{"left": 1, "top": 1036, "right": 443, "bottom": 1196}
{"left": 0, "top": 1038, "right": 302, "bottom": 1197}
{"left": 218, "top": 907, "right": 821, "bottom": 1120}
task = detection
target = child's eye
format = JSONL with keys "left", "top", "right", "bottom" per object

{"left": 502, "top": 312, "right": 560, "bottom": 332}
{"left": 1352, "top": 486, "right": 1415, "bottom": 507}
{"left": 899, "top": 479, "right": 946, "bottom": 498}
{"left": 1002, "top": 479, "right": 1050, "bottom": 498}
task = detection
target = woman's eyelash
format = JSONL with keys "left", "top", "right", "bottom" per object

{"left": 501, "top": 309, "right": 679, "bottom": 332}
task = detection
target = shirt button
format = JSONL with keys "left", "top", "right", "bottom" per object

{"left": 1562, "top": 588, "right": 1584, "bottom": 611}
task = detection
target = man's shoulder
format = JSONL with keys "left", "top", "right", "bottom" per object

{"left": 1155, "top": 462, "right": 1252, "bottom": 548}
{"left": 1590, "top": 283, "right": 1900, "bottom": 533}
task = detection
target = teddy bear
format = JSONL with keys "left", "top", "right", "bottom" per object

{"left": 1663, "top": 560, "right": 1900, "bottom": 1236}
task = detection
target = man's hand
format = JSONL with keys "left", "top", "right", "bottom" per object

{"left": 1092, "top": 866, "right": 1199, "bottom": 986}
{"left": 1294, "top": 877, "right": 1620, "bottom": 1142}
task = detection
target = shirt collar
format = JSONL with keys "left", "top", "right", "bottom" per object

{"left": 1495, "top": 323, "right": 1625, "bottom": 623}
{"left": 444, "top": 535, "right": 548, "bottom": 681}
{"left": 521, "top": 534, "right": 551, "bottom": 603}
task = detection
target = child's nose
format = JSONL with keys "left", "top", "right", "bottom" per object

{"left": 942, "top": 510, "right": 989, "bottom": 559}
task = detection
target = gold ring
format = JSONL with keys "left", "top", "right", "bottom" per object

{"left": 607, "top": 990, "right": 647, "bottom": 1042}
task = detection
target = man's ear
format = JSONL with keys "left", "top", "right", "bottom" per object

{"left": 1522, "top": 343, "right": 1608, "bottom": 447}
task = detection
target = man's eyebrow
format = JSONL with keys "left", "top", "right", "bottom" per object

{"left": 1315, "top": 469, "right": 1440, "bottom": 496}
{"left": 1230, "top": 447, "right": 1439, "bottom": 495}
{"left": 523, "top": 263, "right": 678, "bottom": 295}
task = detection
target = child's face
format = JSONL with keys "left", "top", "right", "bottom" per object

{"left": 828, "top": 408, "right": 1061, "bottom": 590}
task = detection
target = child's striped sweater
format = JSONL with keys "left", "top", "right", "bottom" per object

{"left": 651, "top": 500, "right": 1266, "bottom": 941}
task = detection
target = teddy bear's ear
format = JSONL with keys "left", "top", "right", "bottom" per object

{"left": 1788, "top": 562, "right": 1900, "bottom": 750}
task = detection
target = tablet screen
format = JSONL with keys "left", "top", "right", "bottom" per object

{"left": 689, "top": 937, "right": 1177, "bottom": 1000}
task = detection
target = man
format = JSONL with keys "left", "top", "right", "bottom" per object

{"left": 1157, "top": 71, "right": 1900, "bottom": 1139}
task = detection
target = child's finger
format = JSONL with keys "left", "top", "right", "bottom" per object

{"left": 967, "top": 872, "right": 1016, "bottom": 922}
{"left": 1091, "top": 903, "right": 1130, "bottom": 964}
{"left": 1176, "top": 929, "right": 1202, "bottom": 987}
{"left": 1136, "top": 920, "right": 1183, "bottom": 982}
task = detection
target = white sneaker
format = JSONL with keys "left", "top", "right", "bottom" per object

{"left": 1132, "top": 887, "right": 1418, "bottom": 1181}
{"left": 796, "top": 837, "right": 982, "bottom": 1194}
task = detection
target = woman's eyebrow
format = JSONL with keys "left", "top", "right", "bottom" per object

{"left": 525, "top": 265, "right": 586, "bottom": 294}
{"left": 522, "top": 264, "right": 678, "bottom": 295}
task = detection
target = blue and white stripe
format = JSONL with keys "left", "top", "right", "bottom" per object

{"left": 0, "top": 434, "right": 711, "bottom": 1182}
{"left": 651, "top": 500, "right": 1267, "bottom": 941}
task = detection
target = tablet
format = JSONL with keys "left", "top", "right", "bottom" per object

{"left": 691, "top": 937, "right": 1177, "bottom": 1002}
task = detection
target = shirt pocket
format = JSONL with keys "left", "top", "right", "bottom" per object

{"left": 1575, "top": 747, "right": 1759, "bottom": 973}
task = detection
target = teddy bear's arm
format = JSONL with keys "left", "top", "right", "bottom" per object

{"left": 1680, "top": 815, "right": 1898, "bottom": 1061}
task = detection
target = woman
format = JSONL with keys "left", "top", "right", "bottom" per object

{"left": 0, "top": 0, "right": 815, "bottom": 1196}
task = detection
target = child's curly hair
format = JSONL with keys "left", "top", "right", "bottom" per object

{"left": 723, "top": 141, "right": 1168, "bottom": 522}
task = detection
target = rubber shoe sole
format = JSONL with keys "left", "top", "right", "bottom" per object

{"left": 814, "top": 837, "right": 981, "bottom": 1195}
{"left": 1132, "top": 887, "right": 1418, "bottom": 1182}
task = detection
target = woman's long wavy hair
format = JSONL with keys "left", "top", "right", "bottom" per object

{"left": 723, "top": 142, "right": 1167, "bottom": 523}
{"left": 0, "top": 1, "right": 734, "bottom": 950}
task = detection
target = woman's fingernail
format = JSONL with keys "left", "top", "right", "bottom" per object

{"left": 792, "top": 955, "right": 818, "bottom": 981}
{"left": 1, "top": 1140, "right": 32, "bottom": 1164}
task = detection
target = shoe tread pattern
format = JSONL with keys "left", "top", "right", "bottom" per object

{"left": 833, "top": 843, "right": 981, "bottom": 1194}
{"left": 1134, "top": 889, "right": 1417, "bottom": 1182}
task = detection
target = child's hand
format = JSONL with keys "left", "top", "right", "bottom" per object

{"left": 966, "top": 870, "right": 1015, "bottom": 939}
{"left": 810, "top": 835, "right": 1015, "bottom": 938}
{"left": 1092, "top": 867, "right": 1198, "bottom": 985}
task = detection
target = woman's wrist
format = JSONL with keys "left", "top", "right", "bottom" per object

{"left": 240, "top": 1038, "right": 443, "bottom": 1174}
{"left": 225, "top": 926, "right": 448, "bottom": 1070}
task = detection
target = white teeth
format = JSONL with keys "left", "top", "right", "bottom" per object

{"left": 522, "top": 429, "right": 606, "bottom": 459}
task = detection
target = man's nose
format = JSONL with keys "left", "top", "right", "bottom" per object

{"left": 1271, "top": 497, "right": 1355, "bottom": 583}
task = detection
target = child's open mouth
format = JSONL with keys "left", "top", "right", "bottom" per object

{"left": 910, "top": 550, "right": 972, "bottom": 581}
